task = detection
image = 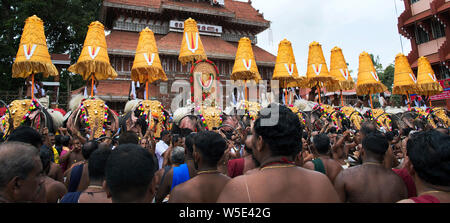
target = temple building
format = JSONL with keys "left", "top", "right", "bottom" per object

{"left": 398, "top": 0, "right": 449, "bottom": 108}
{"left": 86, "top": 0, "right": 276, "bottom": 112}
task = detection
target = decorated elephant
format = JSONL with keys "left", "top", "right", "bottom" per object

{"left": 310, "top": 104, "right": 343, "bottom": 132}
{"left": 400, "top": 107, "right": 448, "bottom": 130}
{"left": 426, "top": 107, "right": 449, "bottom": 128}
{"left": 120, "top": 99, "right": 169, "bottom": 138}
{"left": 363, "top": 108, "right": 393, "bottom": 132}
{"left": 66, "top": 95, "right": 119, "bottom": 141}
{"left": 339, "top": 106, "right": 365, "bottom": 130}
{"left": 235, "top": 100, "right": 261, "bottom": 122}
{"left": 1, "top": 99, "right": 64, "bottom": 138}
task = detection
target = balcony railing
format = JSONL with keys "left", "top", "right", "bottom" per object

{"left": 113, "top": 21, "right": 169, "bottom": 34}
{"left": 221, "top": 33, "right": 257, "bottom": 44}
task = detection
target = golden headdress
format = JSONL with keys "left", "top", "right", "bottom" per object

{"left": 131, "top": 27, "right": 167, "bottom": 84}
{"left": 68, "top": 21, "right": 117, "bottom": 81}
{"left": 12, "top": 15, "right": 58, "bottom": 78}
{"left": 179, "top": 18, "right": 207, "bottom": 65}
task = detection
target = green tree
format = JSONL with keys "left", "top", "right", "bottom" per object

{"left": 380, "top": 63, "right": 395, "bottom": 91}
{"left": 0, "top": 0, "right": 102, "bottom": 92}
{"left": 370, "top": 54, "right": 384, "bottom": 76}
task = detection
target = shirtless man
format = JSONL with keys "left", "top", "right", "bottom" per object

{"left": 334, "top": 132, "right": 407, "bottom": 202}
{"left": 63, "top": 141, "right": 98, "bottom": 192}
{"left": 331, "top": 131, "right": 358, "bottom": 169}
{"left": 218, "top": 104, "right": 340, "bottom": 203}
{"left": 303, "top": 134, "right": 343, "bottom": 183}
{"left": 60, "top": 148, "right": 112, "bottom": 203}
{"left": 60, "top": 138, "right": 84, "bottom": 172}
{"left": 169, "top": 131, "right": 230, "bottom": 203}
{"left": 39, "top": 148, "right": 67, "bottom": 203}
{"left": 398, "top": 130, "right": 450, "bottom": 203}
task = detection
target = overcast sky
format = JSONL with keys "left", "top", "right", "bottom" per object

{"left": 251, "top": 0, "right": 411, "bottom": 79}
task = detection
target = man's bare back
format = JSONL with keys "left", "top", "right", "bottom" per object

{"left": 304, "top": 157, "right": 343, "bottom": 184}
{"left": 48, "top": 162, "right": 64, "bottom": 183}
{"left": 334, "top": 164, "right": 407, "bottom": 203}
{"left": 43, "top": 176, "right": 67, "bottom": 203}
{"left": 169, "top": 173, "right": 230, "bottom": 203}
{"left": 218, "top": 167, "right": 340, "bottom": 203}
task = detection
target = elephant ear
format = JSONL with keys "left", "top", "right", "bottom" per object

{"left": 67, "top": 107, "right": 82, "bottom": 138}
{"left": 107, "top": 108, "right": 119, "bottom": 135}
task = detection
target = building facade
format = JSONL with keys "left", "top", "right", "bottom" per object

{"left": 89, "top": 0, "right": 276, "bottom": 113}
{"left": 398, "top": 0, "right": 450, "bottom": 108}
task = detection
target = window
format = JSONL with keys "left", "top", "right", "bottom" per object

{"left": 415, "top": 24, "right": 429, "bottom": 44}
{"left": 439, "top": 65, "right": 450, "bottom": 80}
{"left": 128, "top": 60, "right": 133, "bottom": 72}
{"left": 162, "top": 58, "right": 169, "bottom": 72}
{"left": 410, "top": 0, "right": 420, "bottom": 4}
{"left": 431, "top": 18, "right": 446, "bottom": 39}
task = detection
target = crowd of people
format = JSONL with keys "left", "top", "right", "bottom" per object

{"left": 0, "top": 102, "right": 449, "bottom": 203}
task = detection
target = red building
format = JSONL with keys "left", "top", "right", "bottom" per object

{"left": 398, "top": 0, "right": 450, "bottom": 108}
{"left": 93, "top": 0, "right": 276, "bottom": 113}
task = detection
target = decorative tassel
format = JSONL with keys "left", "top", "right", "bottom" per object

{"left": 130, "top": 81, "right": 137, "bottom": 100}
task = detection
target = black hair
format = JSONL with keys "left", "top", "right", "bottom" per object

{"left": 82, "top": 140, "right": 99, "bottom": 160}
{"left": 313, "top": 133, "right": 331, "bottom": 155}
{"left": 105, "top": 144, "right": 156, "bottom": 203}
{"left": 184, "top": 133, "right": 196, "bottom": 155}
{"left": 171, "top": 134, "right": 181, "bottom": 145}
{"left": 7, "top": 126, "right": 43, "bottom": 149}
{"left": 302, "top": 131, "right": 309, "bottom": 140}
{"left": 39, "top": 147, "right": 53, "bottom": 175}
{"left": 160, "top": 130, "right": 170, "bottom": 138}
{"left": 360, "top": 121, "right": 377, "bottom": 137}
{"left": 88, "top": 147, "right": 112, "bottom": 182}
{"left": 118, "top": 131, "right": 139, "bottom": 145}
{"left": 329, "top": 127, "right": 337, "bottom": 134}
{"left": 385, "top": 131, "right": 397, "bottom": 141}
{"left": 194, "top": 131, "right": 227, "bottom": 167}
{"left": 253, "top": 104, "right": 302, "bottom": 157}
{"left": 180, "top": 128, "right": 193, "bottom": 137}
{"left": 55, "top": 135, "right": 63, "bottom": 146}
{"left": 402, "top": 127, "right": 414, "bottom": 137}
{"left": 362, "top": 132, "right": 389, "bottom": 157}
{"left": 61, "top": 135, "right": 70, "bottom": 147}
{"left": 407, "top": 130, "right": 450, "bottom": 187}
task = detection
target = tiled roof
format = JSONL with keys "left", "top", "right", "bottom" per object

{"left": 50, "top": 54, "right": 70, "bottom": 61}
{"left": 105, "top": 0, "right": 162, "bottom": 8}
{"left": 162, "top": 0, "right": 234, "bottom": 17}
{"left": 224, "top": 0, "right": 268, "bottom": 23}
{"left": 105, "top": 31, "right": 164, "bottom": 54}
{"left": 104, "top": 0, "right": 268, "bottom": 24}
{"left": 106, "top": 31, "right": 276, "bottom": 64}
{"left": 71, "top": 80, "right": 131, "bottom": 101}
